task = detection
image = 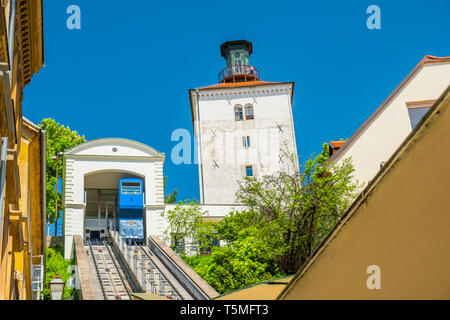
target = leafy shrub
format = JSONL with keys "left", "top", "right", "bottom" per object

{"left": 44, "top": 246, "right": 78, "bottom": 300}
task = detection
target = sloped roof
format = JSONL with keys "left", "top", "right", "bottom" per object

{"left": 329, "top": 141, "right": 346, "bottom": 149}
{"left": 215, "top": 275, "right": 294, "bottom": 300}
{"left": 65, "top": 138, "right": 165, "bottom": 159}
{"left": 198, "top": 80, "right": 280, "bottom": 90}
{"left": 328, "top": 55, "right": 450, "bottom": 163}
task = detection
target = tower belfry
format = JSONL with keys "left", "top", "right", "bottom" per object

{"left": 219, "top": 40, "right": 260, "bottom": 83}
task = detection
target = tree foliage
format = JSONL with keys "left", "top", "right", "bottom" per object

{"left": 162, "top": 200, "right": 214, "bottom": 253}
{"left": 163, "top": 176, "right": 178, "bottom": 204}
{"left": 177, "top": 144, "right": 361, "bottom": 293}
{"left": 234, "top": 144, "right": 362, "bottom": 273}
{"left": 38, "top": 118, "right": 86, "bottom": 223}
{"left": 183, "top": 238, "right": 283, "bottom": 294}
{"left": 44, "top": 246, "right": 78, "bottom": 300}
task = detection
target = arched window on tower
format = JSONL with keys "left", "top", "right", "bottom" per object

{"left": 234, "top": 105, "right": 243, "bottom": 121}
{"left": 245, "top": 104, "right": 254, "bottom": 120}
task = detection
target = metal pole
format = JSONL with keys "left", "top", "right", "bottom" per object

{"left": 133, "top": 245, "right": 138, "bottom": 274}
{"left": 53, "top": 153, "right": 62, "bottom": 236}
{"left": 54, "top": 156, "right": 58, "bottom": 236}
{"left": 141, "top": 258, "right": 146, "bottom": 290}
{"left": 148, "top": 271, "right": 153, "bottom": 292}
{"left": 0, "top": 137, "right": 8, "bottom": 239}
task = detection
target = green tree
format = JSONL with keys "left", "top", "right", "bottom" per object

{"left": 168, "top": 145, "right": 361, "bottom": 293}
{"left": 44, "top": 246, "right": 78, "bottom": 300}
{"left": 183, "top": 237, "right": 284, "bottom": 294}
{"left": 180, "top": 145, "right": 361, "bottom": 294}
{"left": 162, "top": 200, "right": 212, "bottom": 253}
{"left": 38, "top": 118, "right": 86, "bottom": 224}
{"left": 233, "top": 144, "right": 362, "bottom": 274}
{"left": 163, "top": 176, "right": 178, "bottom": 203}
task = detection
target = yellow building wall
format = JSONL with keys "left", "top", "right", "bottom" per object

{"left": 0, "top": 0, "right": 45, "bottom": 300}
{"left": 279, "top": 87, "right": 450, "bottom": 300}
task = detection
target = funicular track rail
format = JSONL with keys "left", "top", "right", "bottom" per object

{"left": 88, "top": 238, "right": 131, "bottom": 300}
{"left": 138, "top": 244, "right": 188, "bottom": 300}
{"left": 146, "top": 236, "right": 215, "bottom": 300}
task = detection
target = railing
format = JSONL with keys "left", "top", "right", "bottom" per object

{"left": 84, "top": 218, "right": 107, "bottom": 230}
{"left": 0, "top": 137, "right": 7, "bottom": 241}
{"left": 102, "top": 238, "right": 132, "bottom": 299}
{"left": 87, "top": 239, "right": 108, "bottom": 299}
{"left": 108, "top": 223, "right": 184, "bottom": 299}
{"left": 147, "top": 236, "right": 212, "bottom": 300}
{"left": 218, "top": 64, "right": 260, "bottom": 83}
{"left": 31, "top": 255, "right": 44, "bottom": 300}
{"left": 88, "top": 238, "right": 132, "bottom": 300}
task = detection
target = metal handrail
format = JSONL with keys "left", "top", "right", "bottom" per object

{"left": 147, "top": 236, "right": 210, "bottom": 300}
{"left": 31, "top": 255, "right": 44, "bottom": 300}
{"left": 102, "top": 238, "right": 132, "bottom": 299}
{"left": 218, "top": 64, "right": 260, "bottom": 83}
{"left": 0, "top": 137, "right": 8, "bottom": 242}
{"left": 87, "top": 239, "right": 107, "bottom": 299}
{"left": 138, "top": 245, "right": 183, "bottom": 299}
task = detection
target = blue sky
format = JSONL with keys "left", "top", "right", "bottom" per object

{"left": 24, "top": 0, "right": 450, "bottom": 201}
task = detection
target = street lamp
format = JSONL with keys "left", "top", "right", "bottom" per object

{"left": 52, "top": 152, "right": 63, "bottom": 236}
{"left": 49, "top": 274, "right": 65, "bottom": 300}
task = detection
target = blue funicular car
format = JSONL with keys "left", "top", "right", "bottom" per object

{"left": 116, "top": 178, "right": 144, "bottom": 242}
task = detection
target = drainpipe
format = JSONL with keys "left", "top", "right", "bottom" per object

{"left": 0, "top": 137, "right": 8, "bottom": 247}
{"left": 195, "top": 89, "right": 205, "bottom": 204}
{"left": 41, "top": 130, "right": 47, "bottom": 271}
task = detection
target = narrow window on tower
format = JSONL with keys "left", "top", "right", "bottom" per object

{"left": 245, "top": 104, "right": 254, "bottom": 120}
{"left": 234, "top": 105, "right": 243, "bottom": 121}
{"left": 245, "top": 165, "right": 253, "bottom": 177}
{"left": 242, "top": 136, "right": 251, "bottom": 148}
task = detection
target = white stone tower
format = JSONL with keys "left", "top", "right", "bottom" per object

{"left": 189, "top": 40, "right": 298, "bottom": 205}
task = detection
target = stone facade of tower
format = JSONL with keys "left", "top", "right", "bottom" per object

{"left": 189, "top": 41, "right": 298, "bottom": 204}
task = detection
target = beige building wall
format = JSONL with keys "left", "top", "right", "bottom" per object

{"left": 279, "top": 86, "right": 450, "bottom": 300}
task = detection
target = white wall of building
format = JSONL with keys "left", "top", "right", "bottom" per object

{"left": 62, "top": 138, "right": 165, "bottom": 259}
{"left": 191, "top": 82, "right": 298, "bottom": 204}
{"left": 331, "top": 61, "right": 450, "bottom": 187}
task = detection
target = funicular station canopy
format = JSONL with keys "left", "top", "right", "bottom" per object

{"left": 62, "top": 138, "right": 166, "bottom": 260}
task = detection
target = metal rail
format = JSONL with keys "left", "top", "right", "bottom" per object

{"left": 88, "top": 238, "right": 131, "bottom": 300}
{"left": 103, "top": 238, "right": 133, "bottom": 298}
{"left": 138, "top": 245, "right": 185, "bottom": 300}
{"left": 109, "top": 227, "right": 189, "bottom": 299}
{"left": 147, "top": 236, "right": 211, "bottom": 300}
{"left": 218, "top": 64, "right": 260, "bottom": 83}
{"left": 108, "top": 227, "right": 211, "bottom": 300}
{"left": 88, "top": 239, "right": 107, "bottom": 299}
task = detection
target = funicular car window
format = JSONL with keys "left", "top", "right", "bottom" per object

{"left": 121, "top": 182, "right": 141, "bottom": 194}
